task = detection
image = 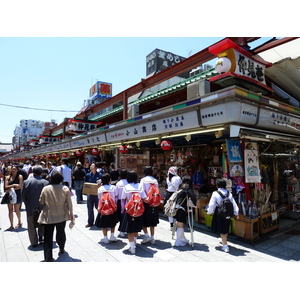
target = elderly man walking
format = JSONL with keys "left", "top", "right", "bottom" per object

{"left": 22, "top": 165, "right": 49, "bottom": 248}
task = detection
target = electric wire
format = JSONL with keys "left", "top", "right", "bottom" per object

{"left": 0, "top": 103, "right": 78, "bottom": 113}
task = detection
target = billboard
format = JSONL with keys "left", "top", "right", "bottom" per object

{"left": 89, "top": 81, "right": 112, "bottom": 101}
{"left": 146, "top": 49, "right": 186, "bottom": 76}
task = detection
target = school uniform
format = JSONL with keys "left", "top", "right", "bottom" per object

{"left": 164, "top": 175, "right": 182, "bottom": 204}
{"left": 207, "top": 188, "right": 239, "bottom": 234}
{"left": 121, "top": 183, "right": 146, "bottom": 233}
{"left": 140, "top": 175, "right": 159, "bottom": 228}
{"left": 115, "top": 179, "right": 128, "bottom": 221}
{"left": 174, "top": 187, "right": 196, "bottom": 224}
{"left": 95, "top": 184, "right": 118, "bottom": 228}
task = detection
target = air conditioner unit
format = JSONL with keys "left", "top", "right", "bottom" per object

{"left": 187, "top": 79, "right": 210, "bottom": 100}
{"left": 128, "top": 104, "right": 139, "bottom": 119}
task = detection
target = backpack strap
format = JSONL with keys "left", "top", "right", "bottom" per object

{"left": 216, "top": 190, "right": 229, "bottom": 207}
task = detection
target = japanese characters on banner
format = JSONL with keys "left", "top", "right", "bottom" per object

{"left": 209, "top": 38, "right": 271, "bottom": 88}
{"left": 66, "top": 119, "right": 102, "bottom": 134}
{"left": 244, "top": 142, "right": 261, "bottom": 183}
{"left": 227, "top": 140, "right": 244, "bottom": 177}
{"left": 106, "top": 110, "right": 198, "bottom": 143}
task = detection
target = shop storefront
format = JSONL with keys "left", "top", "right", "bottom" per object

{"left": 2, "top": 38, "right": 300, "bottom": 241}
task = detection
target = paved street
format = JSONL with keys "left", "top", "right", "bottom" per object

{"left": 1, "top": 183, "right": 300, "bottom": 263}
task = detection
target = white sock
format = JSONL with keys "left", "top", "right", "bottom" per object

{"left": 144, "top": 233, "right": 149, "bottom": 238}
{"left": 129, "top": 241, "right": 135, "bottom": 249}
{"left": 151, "top": 236, "right": 154, "bottom": 239}
{"left": 176, "top": 228, "right": 183, "bottom": 241}
{"left": 110, "top": 233, "right": 115, "bottom": 238}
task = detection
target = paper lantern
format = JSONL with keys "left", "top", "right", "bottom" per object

{"left": 215, "top": 57, "right": 231, "bottom": 74}
{"left": 119, "top": 145, "right": 128, "bottom": 154}
{"left": 161, "top": 140, "right": 172, "bottom": 151}
{"left": 62, "top": 152, "right": 68, "bottom": 158}
{"left": 75, "top": 150, "right": 83, "bottom": 157}
{"left": 54, "top": 153, "right": 60, "bottom": 158}
{"left": 91, "top": 148, "right": 99, "bottom": 155}
{"left": 46, "top": 154, "right": 52, "bottom": 159}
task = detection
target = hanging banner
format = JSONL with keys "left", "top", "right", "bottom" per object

{"left": 226, "top": 140, "right": 243, "bottom": 163}
{"left": 244, "top": 142, "right": 261, "bottom": 183}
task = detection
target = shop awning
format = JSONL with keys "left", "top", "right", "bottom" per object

{"left": 230, "top": 124, "right": 300, "bottom": 144}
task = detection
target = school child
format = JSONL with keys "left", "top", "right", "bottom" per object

{"left": 95, "top": 173, "right": 118, "bottom": 243}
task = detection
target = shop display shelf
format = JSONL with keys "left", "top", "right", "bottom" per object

{"left": 235, "top": 214, "right": 260, "bottom": 241}
{"left": 259, "top": 210, "right": 279, "bottom": 236}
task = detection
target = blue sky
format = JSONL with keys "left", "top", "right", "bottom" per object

{"left": 0, "top": 37, "right": 276, "bottom": 144}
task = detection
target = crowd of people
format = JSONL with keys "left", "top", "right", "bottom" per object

{"left": 0, "top": 159, "right": 239, "bottom": 261}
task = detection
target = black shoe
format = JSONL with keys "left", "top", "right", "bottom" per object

{"left": 59, "top": 249, "right": 65, "bottom": 255}
{"left": 85, "top": 224, "right": 93, "bottom": 228}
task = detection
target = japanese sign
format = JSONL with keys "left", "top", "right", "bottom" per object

{"left": 106, "top": 110, "right": 198, "bottom": 143}
{"left": 226, "top": 140, "right": 243, "bottom": 163}
{"left": 232, "top": 49, "right": 266, "bottom": 85}
{"left": 39, "top": 135, "right": 61, "bottom": 144}
{"left": 70, "top": 133, "right": 106, "bottom": 149}
{"left": 89, "top": 81, "right": 112, "bottom": 101}
{"left": 66, "top": 119, "right": 102, "bottom": 133}
{"left": 146, "top": 49, "right": 186, "bottom": 76}
{"left": 244, "top": 142, "right": 261, "bottom": 183}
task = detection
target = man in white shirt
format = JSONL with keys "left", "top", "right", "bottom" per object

{"left": 60, "top": 159, "right": 72, "bottom": 188}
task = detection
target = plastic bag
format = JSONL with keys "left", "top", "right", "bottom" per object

{"left": 8, "top": 188, "right": 17, "bottom": 204}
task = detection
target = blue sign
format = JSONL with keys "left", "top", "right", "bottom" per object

{"left": 227, "top": 140, "right": 242, "bottom": 163}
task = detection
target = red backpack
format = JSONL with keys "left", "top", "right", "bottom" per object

{"left": 125, "top": 192, "right": 145, "bottom": 217}
{"left": 145, "top": 183, "right": 162, "bottom": 207}
{"left": 97, "top": 192, "right": 117, "bottom": 215}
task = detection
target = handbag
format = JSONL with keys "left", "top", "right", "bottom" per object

{"left": 1, "top": 193, "right": 10, "bottom": 205}
{"left": 8, "top": 188, "right": 17, "bottom": 204}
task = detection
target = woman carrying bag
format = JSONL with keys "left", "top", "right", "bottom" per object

{"left": 38, "top": 171, "right": 74, "bottom": 262}
{"left": 4, "top": 165, "right": 23, "bottom": 230}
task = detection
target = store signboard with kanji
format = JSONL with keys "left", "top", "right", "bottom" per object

{"left": 89, "top": 81, "right": 112, "bottom": 101}
{"left": 106, "top": 110, "right": 198, "bottom": 143}
{"left": 226, "top": 140, "right": 243, "bottom": 163}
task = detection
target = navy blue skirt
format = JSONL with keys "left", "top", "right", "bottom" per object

{"left": 211, "top": 207, "right": 231, "bottom": 234}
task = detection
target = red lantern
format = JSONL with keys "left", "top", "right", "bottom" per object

{"left": 119, "top": 145, "right": 128, "bottom": 154}
{"left": 62, "top": 152, "right": 68, "bottom": 158}
{"left": 161, "top": 140, "right": 172, "bottom": 151}
{"left": 76, "top": 150, "right": 83, "bottom": 156}
{"left": 36, "top": 155, "right": 40, "bottom": 160}
{"left": 47, "top": 154, "right": 52, "bottom": 159}
{"left": 54, "top": 153, "right": 59, "bottom": 158}
{"left": 91, "top": 148, "right": 99, "bottom": 155}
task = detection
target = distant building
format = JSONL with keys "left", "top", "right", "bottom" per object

{"left": 0, "top": 143, "right": 13, "bottom": 157}
{"left": 14, "top": 119, "right": 45, "bottom": 149}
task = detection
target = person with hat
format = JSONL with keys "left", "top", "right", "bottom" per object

{"left": 165, "top": 166, "right": 182, "bottom": 229}
{"left": 72, "top": 162, "right": 86, "bottom": 204}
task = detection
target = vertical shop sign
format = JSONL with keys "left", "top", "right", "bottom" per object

{"left": 227, "top": 140, "right": 242, "bottom": 163}
{"left": 244, "top": 142, "right": 261, "bottom": 183}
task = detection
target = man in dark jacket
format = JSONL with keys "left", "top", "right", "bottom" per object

{"left": 72, "top": 162, "right": 86, "bottom": 204}
{"left": 22, "top": 165, "right": 49, "bottom": 248}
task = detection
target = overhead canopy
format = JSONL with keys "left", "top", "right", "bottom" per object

{"left": 255, "top": 38, "right": 300, "bottom": 102}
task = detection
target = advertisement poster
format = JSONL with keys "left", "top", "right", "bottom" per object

{"left": 244, "top": 142, "right": 261, "bottom": 183}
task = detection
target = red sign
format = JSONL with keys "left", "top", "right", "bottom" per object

{"left": 119, "top": 145, "right": 128, "bottom": 154}
{"left": 75, "top": 150, "right": 83, "bottom": 157}
{"left": 161, "top": 140, "right": 172, "bottom": 150}
{"left": 91, "top": 148, "right": 99, "bottom": 155}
